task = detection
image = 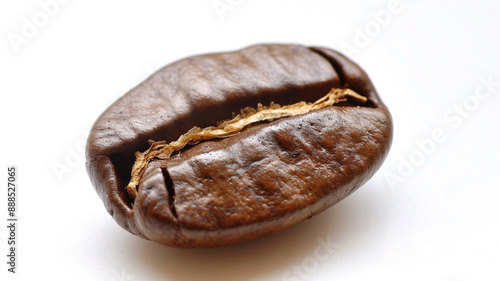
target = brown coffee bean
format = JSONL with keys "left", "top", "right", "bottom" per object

{"left": 86, "top": 44, "right": 393, "bottom": 248}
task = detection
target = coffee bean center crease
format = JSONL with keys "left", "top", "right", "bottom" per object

{"left": 126, "top": 87, "right": 367, "bottom": 200}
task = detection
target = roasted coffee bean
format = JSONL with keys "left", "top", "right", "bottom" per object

{"left": 86, "top": 44, "right": 393, "bottom": 248}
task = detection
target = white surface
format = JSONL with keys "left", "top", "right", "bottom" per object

{"left": 1, "top": 0, "right": 499, "bottom": 280}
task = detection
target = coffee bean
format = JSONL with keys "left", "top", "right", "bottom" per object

{"left": 86, "top": 44, "right": 393, "bottom": 248}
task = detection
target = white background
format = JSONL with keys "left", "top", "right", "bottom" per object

{"left": 1, "top": 0, "right": 499, "bottom": 280}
